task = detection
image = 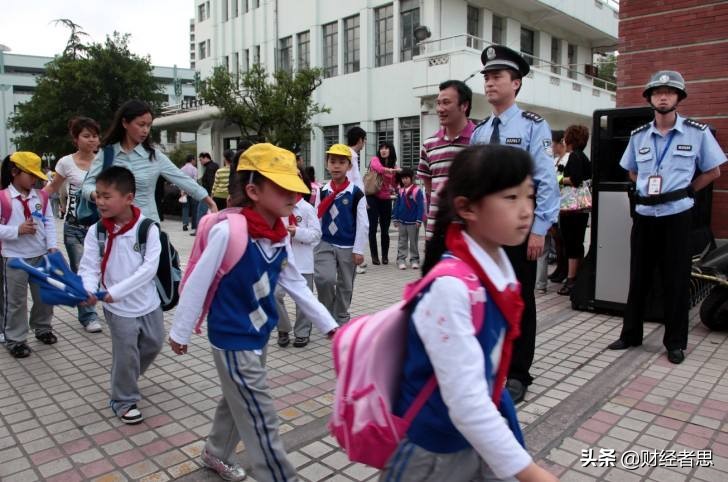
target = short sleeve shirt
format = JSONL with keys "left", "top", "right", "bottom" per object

{"left": 55, "top": 154, "right": 89, "bottom": 224}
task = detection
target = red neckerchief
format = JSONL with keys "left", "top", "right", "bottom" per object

{"left": 242, "top": 207, "right": 288, "bottom": 243}
{"left": 317, "top": 178, "right": 350, "bottom": 219}
{"left": 100, "top": 206, "right": 141, "bottom": 288}
{"left": 445, "top": 223, "right": 524, "bottom": 405}
{"left": 403, "top": 185, "right": 415, "bottom": 210}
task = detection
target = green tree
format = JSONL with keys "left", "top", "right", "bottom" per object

{"left": 198, "top": 64, "right": 330, "bottom": 151}
{"left": 9, "top": 29, "right": 164, "bottom": 155}
{"left": 594, "top": 53, "right": 617, "bottom": 91}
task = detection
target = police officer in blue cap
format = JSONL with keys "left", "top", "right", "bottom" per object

{"left": 471, "top": 45, "right": 560, "bottom": 403}
{"left": 607, "top": 70, "right": 725, "bottom": 364}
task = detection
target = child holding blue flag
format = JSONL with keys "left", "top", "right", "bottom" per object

{"left": 78, "top": 166, "right": 164, "bottom": 425}
{"left": 0, "top": 152, "right": 57, "bottom": 358}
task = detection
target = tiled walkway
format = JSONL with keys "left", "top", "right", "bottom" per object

{"left": 1, "top": 220, "right": 726, "bottom": 481}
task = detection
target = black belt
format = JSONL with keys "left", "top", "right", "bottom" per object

{"left": 634, "top": 187, "right": 693, "bottom": 206}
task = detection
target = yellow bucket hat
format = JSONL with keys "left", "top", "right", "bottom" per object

{"left": 325, "top": 143, "right": 352, "bottom": 159}
{"left": 10, "top": 152, "right": 48, "bottom": 181}
{"left": 237, "top": 143, "right": 309, "bottom": 194}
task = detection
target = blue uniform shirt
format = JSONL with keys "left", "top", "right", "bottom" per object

{"left": 471, "top": 103, "right": 560, "bottom": 236}
{"left": 620, "top": 114, "right": 726, "bottom": 217}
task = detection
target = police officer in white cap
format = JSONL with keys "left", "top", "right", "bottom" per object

{"left": 471, "top": 45, "right": 560, "bottom": 403}
{"left": 607, "top": 70, "right": 725, "bottom": 364}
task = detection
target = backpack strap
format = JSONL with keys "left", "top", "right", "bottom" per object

{"left": 136, "top": 218, "right": 156, "bottom": 261}
{"left": 37, "top": 189, "right": 50, "bottom": 214}
{"left": 102, "top": 145, "right": 115, "bottom": 170}
{"left": 95, "top": 221, "right": 107, "bottom": 259}
{"left": 0, "top": 189, "right": 11, "bottom": 225}
{"left": 401, "top": 257, "right": 486, "bottom": 425}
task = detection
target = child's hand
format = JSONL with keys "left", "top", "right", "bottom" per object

{"left": 79, "top": 292, "right": 98, "bottom": 307}
{"left": 393, "top": 221, "right": 400, "bottom": 228}
{"left": 103, "top": 293, "right": 114, "bottom": 303}
{"left": 18, "top": 218, "right": 36, "bottom": 236}
{"left": 169, "top": 337, "right": 188, "bottom": 355}
{"left": 48, "top": 248, "right": 58, "bottom": 254}
{"left": 326, "top": 328, "right": 338, "bottom": 340}
{"left": 352, "top": 253, "right": 364, "bottom": 265}
{"left": 516, "top": 463, "right": 559, "bottom": 482}
{"left": 287, "top": 225, "right": 296, "bottom": 237}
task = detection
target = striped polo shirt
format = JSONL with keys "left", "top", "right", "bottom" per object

{"left": 417, "top": 121, "right": 476, "bottom": 240}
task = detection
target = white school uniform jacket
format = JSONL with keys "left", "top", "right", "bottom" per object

{"left": 0, "top": 185, "right": 57, "bottom": 258}
{"left": 78, "top": 215, "right": 161, "bottom": 318}
{"left": 284, "top": 198, "right": 321, "bottom": 275}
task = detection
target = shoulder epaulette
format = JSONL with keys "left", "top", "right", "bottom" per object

{"left": 522, "top": 111, "right": 544, "bottom": 123}
{"left": 685, "top": 118, "right": 708, "bottom": 130}
{"left": 476, "top": 116, "right": 490, "bottom": 128}
{"left": 631, "top": 123, "right": 650, "bottom": 136}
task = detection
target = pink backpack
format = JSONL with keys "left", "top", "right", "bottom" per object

{"left": 179, "top": 208, "right": 248, "bottom": 334}
{"left": 0, "top": 188, "right": 50, "bottom": 224}
{"left": 329, "top": 256, "right": 486, "bottom": 469}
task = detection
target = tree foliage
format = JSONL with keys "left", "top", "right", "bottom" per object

{"left": 594, "top": 53, "right": 617, "bottom": 91}
{"left": 8, "top": 28, "right": 165, "bottom": 155}
{"left": 198, "top": 64, "right": 330, "bottom": 151}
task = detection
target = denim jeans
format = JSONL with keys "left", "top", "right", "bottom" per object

{"left": 64, "top": 223, "right": 99, "bottom": 326}
{"left": 181, "top": 198, "right": 199, "bottom": 229}
{"left": 196, "top": 199, "right": 209, "bottom": 225}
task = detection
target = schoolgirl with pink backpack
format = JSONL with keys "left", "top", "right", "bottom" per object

{"left": 330, "top": 145, "right": 559, "bottom": 482}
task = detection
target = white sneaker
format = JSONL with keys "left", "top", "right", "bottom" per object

{"left": 0, "top": 332, "right": 5, "bottom": 344}
{"left": 411, "top": 262, "right": 420, "bottom": 270}
{"left": 356, "top": 266, "right": 367, "bottom": 274}
{"left": 201, "top": 448, "right": 247, "bottom": 481}
{"left": 85, "top": 320, "right": 103, "bottom": 333}
{"left": 398, "top": 264, "right": 407, "bottom": 270}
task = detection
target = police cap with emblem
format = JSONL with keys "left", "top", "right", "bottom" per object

{"left": 480, "top": 45, "right": 530, "bottom": 77}
{"left": 642, "top": 70, "right": 687, "bottom": 101}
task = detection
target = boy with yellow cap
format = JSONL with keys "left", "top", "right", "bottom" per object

{"left": 314, "top": 144, "right": 368, "bottom": 324}
{"left": 169, "top": 143, "right": 338, "bottom": 482}
{"left": 0, "top": 152, "right": 57, "bottom": 358}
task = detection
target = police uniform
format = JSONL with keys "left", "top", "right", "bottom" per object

{"left": 612, "top": 71, "right": 726, "bottom": 360}
{"left": 471, "top": 45, "right": 560, "bottom": 392}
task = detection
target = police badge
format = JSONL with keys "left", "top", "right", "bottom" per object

{"left": 486, "top": 47, "right": 495, "bottom": 60}
{"left": 659, "top": 74, "right": 669, "bottom": 83}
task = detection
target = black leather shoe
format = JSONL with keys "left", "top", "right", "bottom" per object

{"left": 372, "top": 257, "right": 381, "bottom": 265}
{"left": 607, "top": 339, "right": 640, "bottom": 350}
{"left": 277, "top": 332, "right": 290, "bottom": 347}
{"left": 9, "top": 343, "right": 31, "bottom": 358}
{"left": 382, "top": 257, "right": 389, "bottom": 265}
{"left": 667, "top": 349, "right": 685, "bottom": 364}
{"left": 548, "top": 269, "right": 567, "bottom": 283}
{"left": 506, "top": 379, "right": 526, "bottom": 404}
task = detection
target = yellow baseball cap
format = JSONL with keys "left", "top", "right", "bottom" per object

{"left": 325, "top": 144, "right": 352, "bottom": 159}
{"left": 237, "top": 143, "right": 309, "bottom": 194}
{"left": 10, "top": 152, "right": 47, "bottom": 181}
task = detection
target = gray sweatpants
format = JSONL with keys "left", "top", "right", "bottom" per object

{"left": 396, "top": 224, "right": 420, "bottom": 264}
{"left": 2, "top": 256, "right": 53, "bottom": 349}
{"left": 379, "top": 440, "right": 517, "bottom": 482}
{"left": 314, "top": 241, "right": 356, "bottom": 324}
{"left": 207, "top": 348, "right": 298, "bottom": 482}
{"left": 104, "top": 307, "right": 164, "bottom": 416}
{"left": 275, "top": 273, "right": 314, "bottom": 337}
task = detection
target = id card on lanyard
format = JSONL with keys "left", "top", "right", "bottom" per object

{"left": 647, "top": 130, "right": 676, "bottom": 196}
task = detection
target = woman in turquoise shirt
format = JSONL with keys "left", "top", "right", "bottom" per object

{"left": 82, "top": 100, "right": 216, "bottom": 222}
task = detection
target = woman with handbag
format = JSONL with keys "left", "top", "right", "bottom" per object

{"left": 364, "top": 141, "right": 399, "bottom": 265}
{"left": 557, "top": 125, "right": 592, "bottom": 296}
{"left": 81, "top": 100, "right": 216, "bottom": 223}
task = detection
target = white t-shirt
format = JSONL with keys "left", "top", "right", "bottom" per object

{"left": 55, "top": 154, "right": 90, "bottom": 223}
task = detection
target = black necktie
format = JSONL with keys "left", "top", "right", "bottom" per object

{"left": 490, "top": 117, "right": 501, "bottom": 144}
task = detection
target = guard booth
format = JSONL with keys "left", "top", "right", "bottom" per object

{"left": 576, "top": 107, "right": 715, "bottom": 316}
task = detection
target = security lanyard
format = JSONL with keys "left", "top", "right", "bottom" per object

{"left": 653, "top": 130, "right": 676, "bottom": 172}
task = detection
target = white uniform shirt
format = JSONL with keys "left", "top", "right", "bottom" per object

{"left": 0, "top": 185, "right": 57, "bottom": 258}
{"left": 347, "top": 147, "right": 365, "bottom": 192}
{"left": 411, "top": 232, "right": 532, "bottom": 479}
{"left": 284, "top": 198, "right": 321, "bottom": 275}
{"left": 78, "top": 216, "right": 161, "bottom": 317}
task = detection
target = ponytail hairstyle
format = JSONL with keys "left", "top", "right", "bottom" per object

{"left": 103, "top": 100, "right": 156, "bottom": 160}
{"left": 422, "top": 144, "right": 533, "bottom": 275}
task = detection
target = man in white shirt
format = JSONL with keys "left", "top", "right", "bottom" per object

{"left": 346, "top": 126, "right": 368, "bottom": 273}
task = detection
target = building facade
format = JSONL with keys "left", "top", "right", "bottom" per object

{"left": 156, "top": 0, "right": 619, "bottom": 176}
{"left": 0, "top": 52, "right": 197, "bottom": 156}
{"left": 617, "top": 0, "right": 728, "bottom": 237}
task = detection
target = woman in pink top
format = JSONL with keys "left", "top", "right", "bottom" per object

{"left": 367, "top": 141, "right": 400, "bottom": 265}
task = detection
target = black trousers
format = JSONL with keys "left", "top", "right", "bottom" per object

{"left": 367, "top": 196, "right": 392, "bottom": 260}
{"left": 559, "top": 212, "right": 589, "bottom": 259}
{"left": 504, "top": 241, "right": 537, "bottom": 385}
{"left": 620, "top": 211, "right": 692, "bottom": 350}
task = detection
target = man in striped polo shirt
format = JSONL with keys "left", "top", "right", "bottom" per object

{"left": 418, "top": 80, "right": 476, "bottom": 242}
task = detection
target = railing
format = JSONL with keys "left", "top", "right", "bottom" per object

{"left": 160, "top": 97, "right": 208, "bottom": 116}
{"left": 417, "top": 34, "right": 617, "bottom": 92}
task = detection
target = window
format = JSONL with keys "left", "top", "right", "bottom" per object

{"left": 233, "top": 52, "right": 239, "bottom": 78}
{"left": 244, "top": 49, "right": 250, "bottom": 71}
{"left": 206, "top": 1, "right": 211, "bottom": 18}
{"left": 400, "top": 0, "right": 420, "bottom": 61}
{"left": 567, "top": 43, "right": 577, "bottom": 79}
{"left": 376, "top": 119, "right": 394, "bottom": 146}
{"left": 323, "top": 125, "right": 340, "bottom": 159}
{"left": 254, "top": 45, "right": 261, "bottom": 65}
{"left": 232, "top": 0, "right": 238, "bottom": 17}
{"left": 344, "top": 15, "right": 360, "bottom": 73}
{"left": 279, "top": 36, "right": 292, "bottom": 72}
{"left": 550, "top": 37, "right": 561, "bottom": 75}
{"left": 520, "top": 27, "right": 535, "bottom": 65}
{"left": 492, "top": 15, "right": 503, "bottom": 44}
{"left": 253, "top": 0, "right": 259, "bottom": 8}
{"left": 223, "top": 0, "right": 229, "bottom": 21}
{"left": 198, "top": 41, "right": 207, "bottom": 60}
{"left": 299, "top": 141, "right": 311, "bottom": 167}
{"left": 399, "top": 117, "right": 420, "bottom": 170}
{"left": 198, "top": 3, "right": 206, "bottom": 21}
{"left": 467, "top": 5, "right": 480, "bottom": 49}
{"left": 297, "top": 31, "right": 310, "bottom": 69}
{"left": 375, "top": 5, "right": 394, "bottom": 66}
{"left": 323, "top": 21, "right": 338, "bottom": 78}
{"left": 244, "top": 0, "right": 248, "bottom": 13}
{"left": 207, "top": 39, "right": 211, "bottom": 58}
{"left": 223, "top": 55, "right": 229, "bottom": 71}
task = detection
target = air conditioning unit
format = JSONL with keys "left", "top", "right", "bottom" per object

{"left": 585, "top": 64, "right": 599, "bottom": 77}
